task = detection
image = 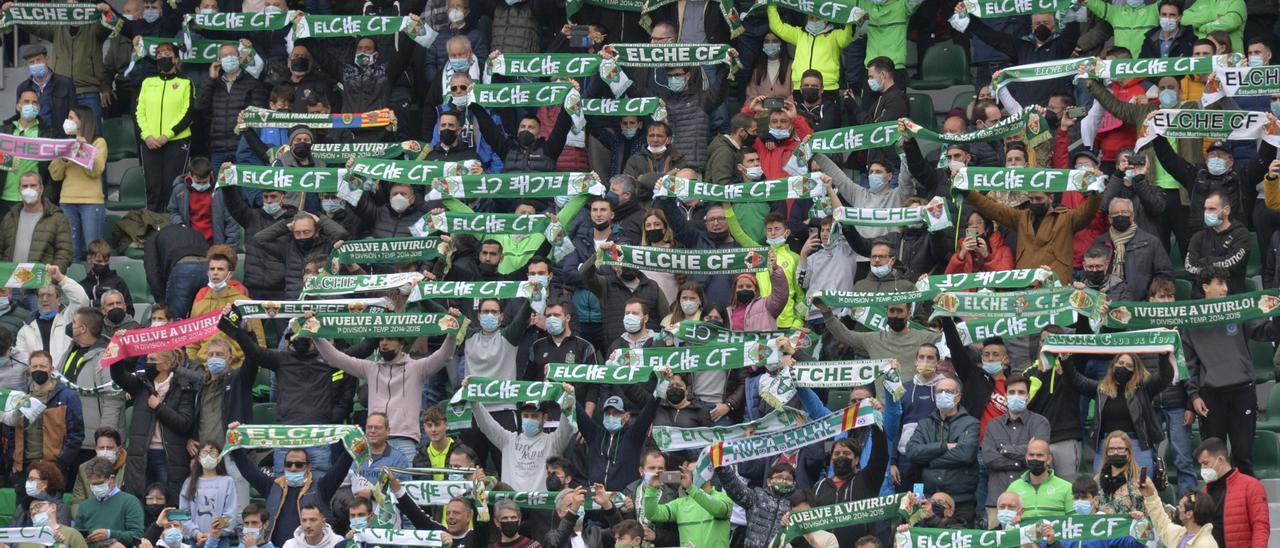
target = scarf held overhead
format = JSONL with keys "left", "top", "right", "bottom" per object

{"left": 600, "top": 244, "right": 770, "bottom": 275}
{"left": 100, "top": 310, "right": 221, "bottom": 368}
{"left": 1105, "top": 289, "right": 1280, "bottom": 329}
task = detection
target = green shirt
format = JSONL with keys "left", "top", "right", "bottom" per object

{"left": 1084, "top": 1, "right": 1158, "bottom": 60}
{"left": 1181, "top": 0, "right": 1245, "bottom": 53}
{"left": 855, "top": 0, "right": 923, "bottom": 69}
{"left": 1007, "top": 470, "right": 1074, "bottom": 518}
{"left": 645, "top": 485, "right": 733, "bottom": 548}
{"left": 20, "top": 525, "right": 88, "bottom": 548}
{"left": 4, "top": 121, "right": 42, "bottom": 202}
{"left": 442, "top": 194, "right": 589, "bottom": 274}
{"left": 74, "top": 490, "right": 145, "bottom": 546}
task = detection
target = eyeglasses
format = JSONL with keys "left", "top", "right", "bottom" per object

{"left": 449, "top": 85, "right": 469, "bottom": 92}
{"left": 704, "top": 217, "right": 727, "bottom": 224}
{"left": 284, "top": 461, "right": 309, "bottom": 469}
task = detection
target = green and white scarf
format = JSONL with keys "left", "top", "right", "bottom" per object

{"left": 221, "top": 424, "right": 370, "bottom": 466}
{"left": 565, "top": 0, "right": 644, "bottom": 18}
{"left": 293, "top": 313, "right": 464, "bottom": 339}
{"left": 546, "top": 362, "right": 655, "bottom": 384}
{"left": 407, "top": 280, "right": 545, "bottom": 304}
{"left": 0, "top": 263, "right": 46, "bottom": 289}
{"left": 606, "top": 341, "right": 783, "bottom": 372}
{"left": 653, "top": 173, "right": 825, "bottom": 202}
{"left": 778, "top": 494, "right": 904, "bottom": 543}
{"left": 916, "top": 267, "right": 1058, "bottom": 292}
{"left": 1105, "top": 289, "right": 1280, "bottom": 329}
{"left": 235, "top": 106, "right": 397, "bottom": 131}
{"left": 290, "top": 14, "right": 420, "bottom": 39}
{"left": 353, "top": 528, "right": 446, "bottom": 547}
{"left": 347, "top": 158, "right": 462, "bottom": 184}
{"left": 832, "top": 196, "right": 951, "bottom": 231}
{"left": 1135, "top": 109, "right": 1280, "bottom": 150}
{"left": 600, "top": 43, "right": 738, "bottom": 68}
{"left": 959, "top": 0, "right": 1074, "bottom": 17}
{"left": 412, "top": 211, "right": 558, "bottom": 237}
{"left": 745, "top": 0, "right": 864, "bottom": 24}
{"left": 905, "top": 109, "right": 1048, "bottom": 144}
{"left": 488, "top": 490, "right": 624, "bottom": 510}
{"left": 951, "top": 166, "right": 1105, "bottom": 193}
{"left": 448, "top": 378, "right": 575, "bottom": 425}
{"left": 327, "top": 237, "right": 450, "bottom": 271}
{"left": 216, "top": 165, "right": 362, "bottom": 204}
{"left": 989, "top": 57, "right": 1091, "bottom": 93}
{"left": 790, "top": 359, "right": 894, "bottom": 388}
{"left": 0, "top": 527, "right": 57, "bottom": 546}
{"left": 671, "top": 320, "right": 815, "bottom": 350}
{"left": 468, "top": 83, "right": 572, "bottom": 108}
{"left": 643, "top": 0, "right": 743, "bottom": 37}
{"left": 184, "top": 11, "right": 292, "bottom": 32}
{"left": 956, "top": 309, "right": 1075, "bottom": 345}
{"left": 791, "top": 121, "right": 898, "bottom": 166}
{"left": 1203, "top": 65, "right": 1280, "bottom": 99}
{"left": 0, "top": 3, "right": 100, "bottom": 29}
{"left": 0, "top": 388, "right": 45, "bottom": 422}
{"left": 931, "top": 287, "right": 1105, "bottom": 319}
{"left": 132, "top": 37, "right": 255, "bottom": 65}
{"left": 1084, "top": 54, "right": 1237, "bottom": 80}
{"left": 812, "top": 289, "right": 936, "bottom": 308}
{"left": 1040, "top": 328, "right": 1188, "bottom": 380}
{"left": 308, "top": 141, "right": 427, "bottom": 163}
{"left": 896, "top": 514, "right": 1151, "bottom": 547}
{"left": 651, "top": 408, "right": 805, "bottom": 451}
{"left": 600, "top": 244, "right": 770, "bottom": 275}
{"left": 232, "top": 298, "right": 391, "bottom": 319}
{"left": 429, "top": 172, "right": 604, "bottom": 199}
{"left": 300, "top": 272, "right": 423, "bottom": 297}
{"left": 488, "top": 53, "right": 601, "bottom": 78}
{"left": 579, "top": 98, "right": 665, "bottom": 119}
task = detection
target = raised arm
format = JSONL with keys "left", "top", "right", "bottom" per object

{"left": 1150, "top": 135, "right": 1199, "bottom": 189}
{"left": 311, "top": 337, "right": 372, "bottom": 378}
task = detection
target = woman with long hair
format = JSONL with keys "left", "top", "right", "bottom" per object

{"left": 1141, "top": 476, "right": 1217, "bottom": 547}
{"left": 1093, "top": 431, "right": 1146, "bottom": 514}
{"left": 48, "top": 105, "right": 107, "bottom": 262}
{"left": 945, "top": 210, "right": 1012, "bottom": 274}
{"left": 694, "top": 304, "right": 745, "bottom": 425}
{"left": 662, "top": 283, "right": 705, "bottom": 330}
{"left": 746, "top": 33, "right": 792, "bottom": 100}
{"left": 640, "top": 209, "right": 680, "bottom": 303}
{"left": 178, "top": 442, "right": 237, "bottom": 547}
{"left": 728, "top": 260, "right": 788, "bottom": 331}
{"left": 1064, "top": 351, "right": 1172, "bottom": 473}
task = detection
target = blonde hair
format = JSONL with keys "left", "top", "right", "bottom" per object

{"left": 1098, "top": 353, "right": 1147, "bottom": 398}
{"left": 1096, "top": 431, "right": 1141, "bottom": 484}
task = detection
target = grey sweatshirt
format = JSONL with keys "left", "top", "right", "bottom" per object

{"left": 314, "top": 336, "right": 456, "bottom": 442}
{"left": 1183, "top": 318, "right": 1274, "bottom": 398}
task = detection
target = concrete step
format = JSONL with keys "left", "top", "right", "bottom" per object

{"left": 1264, "top": 479, "right": 1280, "bottom": 502}
{"left": 1269, "top": 502, "right": 1280, "bottom": 527}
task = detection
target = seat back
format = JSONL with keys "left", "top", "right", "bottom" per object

{"left": 920, "top": 45, "right": 971, "bottom": 86}
{"left": 108, "top": 166, "right": 148, "bottom": 211}
{"left": 114, "top": 259, "right": 154, "bottom": 304}
{"left": 101, "top": 118, "right": 138, "bottom": 162}
{"left": 908, "top": 94, "right": 937, "bottom": 130}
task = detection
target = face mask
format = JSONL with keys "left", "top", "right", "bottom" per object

{"left": 1026, "top": 458, "right": 1047, "bottom": 475}
{"left": 545, "top": 316, "right": 565, "bottom": 336}
{"left": 621, "top": 127, "right": 638, "bottom": 139}
{"left": 61, "top": 119, "right": 78, "bottom": 136}
{"left": 868, "top": 173, "right": 887, "bottom": 191}
{"left": 284, "top": 471, "right": 306, "bottom": 486}
{"left": 156, "top": 57, "right": 176, "bottom": 72}
{"left": 191, "top": 180, "right": 212, "bottom": 192}
{"left": 736, "top": 290, "right": 756, "bottom": 303}
{"left": 623, "top": 313, "right": 643, "bottom": 334}
{"left": 321, "top": 198, "right": 343, "bottom": 214}
{"left": 745, "top": 166, "right": 764, "bottom": 180}
{"left": 769, "top": 480, "right": 794, "bottom": 496}
{"left": 648, "top": 144, "right": 667, "bottom": 155}
{"left": 762, "top": 43, "right": 781, "bottom": 57}
{"left": 1200, "top": 466, "right": 1220, "bottom": 482}
{"left": 206, "top": 357, "right": 227, "bottom": 376}
{"left": 0, "top": 296, "right": 9, "bottom": 311}
{"left": 766, "top": 236, "right": 787, "bottom": 246}
{"left": 1250, "top": 55, "right": 1265, "bottom": 68}
{"left": 355, "top": 53, "right": 373, "bottom": 67}
{"left": 448, "top": 8, "right": 464, "bottom": 22}
{"left": 20, "top": 188, "right": 38, "bottom": 205}
{"left": 935, "top": 391, "right": 956, "bottom": 411}
{"left": 668, "top": 76, "right": 686, "bottom": 92}
{"left": 1007, "top": 395, "right": 1027, "bottom": 413}
{"left": 1111, "top": 215, "right": 1132, "bottom": 232}
{"left": 886, "top": 317, "right": 907, "bottom": 332}
{"left": 439, "top": 129, "right": 459, "bottom": 145}
{"left": 1160, "top": 16, "right": 1177, "bottom": 32}
{"left": 1105, "top": 454, "right": 1128, "bottom": 468}
{"left": 390, "top": 194, "right": 411, "bottom": 213}
{"left": 1204, "top": 211, "right": 1223, "bottom": 227}
{"left": 1124, "top": 169, "right": 1135, "bottom": 180}
{"left": 1272, "top": 101, "right": 1280, "bottom": 117}
{"left": 996, "top": 509, "right": 1017, "bottom": 527}
{"left": 1033, "top": 24, "right": 1052, "bottom": 42}
{"left": 1159, "top": 88, "right": 1178, "bottom": 107}
{"left": 28, "top": 63, "right": 48, "bottom": 81}
{"left": 800, "top": 88, "right": 821, "bottom": 103}
{"left": 143, "top": 8, "right": 160, "bottom": 22}
{"left": 832, "top": 457, "right": 854, "bottom": 477}
{"left": 379, "top": 349, "right": 399, "bottom": 362}
{"left": 521, "top": 417, "right": 540, "bottom": 437}
{"left": 19, "top": 104, "right": 38, "bottom": 122}
{"left": 679, "top": 299, "right": 700, "bottom": 315}
{"left": 1028, "top": 202, "right": 1048, "bottom": 217}
{"left": 804, "top": 20, "right": 828, "bottom": 35}
{"left": 576, "top": 506, "right": 586, "bottom": 524}
{"left": 479, "top": 313, "right": 499, "bottom": 332}
{"left": 666, "top": 386, "right": 685, "bottom": 405}
{"left": 867, "top": 77, "right": 883, "bottom": 93}
{"left": 30, "top": 370, "right": 48, "bottom": 385}
{"left": 264, "top": 5, "right": 282, "bottom": 13}
{"left": 90, "top": 482, "right": 111, "bottom": 499}
{"left": 517, "top": 130, "right": 537, "bottom": 148}
{"left": 451, "top": 94, "right": 470, "bottom": 108}
{"left": 1125, "top": 0, "right": 1142, "bottom": 6}
{"left": 163, "top": 528, "right": 183, "bottom": 546}
{"left": 1073, "top": 500, "right": 1093, "bottom": 515}
{"left": 208, "top": 279, "right": 228, "bottom": 291}
{"left": 30, "top": 512, "right": 48, "bottom": 528}
{"left": 37, "top": 309, "right": 56, "bottom": 321}
{"left": 916, "top": 362, "right": 936, "bottom": 377}
{"left": 768, "top": 127, "right": 791, "bottom": 140}
{"left": 346, "top": 516, "right": 368, "bottom": 530}
{"left": 106, "top": 307, "right": 128, "bottom": 325}
{"left": 262, "top": 202, "right": 281, "bottom": 215}
{"left": 741, "top": 133, "right": 757, "bottom": 148}
{"left": 96, "top": 449, "right": 117, "bottom": 462}
{"left": 981, "top": 361, "right": 1003, "bottom": 375}
{"left": 870, "top": 263, "right": 891, "bottom": 278}
{"left": 1111, "top": 367, "right": 1133, "bottom": 385}
{"left": 498, "top": 521, "right": 520, "bottom": 537}
{"left": 448, "top": 58, "right": 470, "bottom": 72}
{"left": 641, "top": 228, "right": 664, "bottom": 244}
{"left": 218, "top": 55, "right": 241, "bottom": 73}
{"left": 199, "top": 454, "right": 219, "bottom": 470}
{"left": 1207, "top": 157, "right": 1228, "bottom": 175}
{"left": 290, "top": 57, "right": 311, "bottom": 74}
{"left": 603, "top": 415, "right": 623, "bottom": 432}
{"left": 24, "top": 480, "right": 40, "bottom": 497}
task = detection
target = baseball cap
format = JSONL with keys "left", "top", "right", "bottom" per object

{"left": 603, "top": 396, "right": 626, "bottom": 413}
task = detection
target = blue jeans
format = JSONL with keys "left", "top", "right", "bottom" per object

{"left": 703, "top": 401, "right": 733, "bottom": 427}
{"left": 273, "top": 445, "right": 333, "bottom": 477}
{"left": 61, "top": 203, "right": 106, "bottom": 262}
{"left": 75, "top": 92, "right": 102, "bottom": 129}
{"left": 146, "top": 448, "right": 168, "bottom": 488}
{"left": 165, "top": 262, "right": 208, "bottom": 320}
{"left": 1093, "top": 436, "right": 1154, "bottom": 474}
{"left": 1155, "top": 407, "right": 1198, "bottom": 496}
{"left": 209, "top": 150, "right": 236, "bottom": 179}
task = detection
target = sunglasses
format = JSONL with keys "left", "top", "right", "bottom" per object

{"left": 284, "top": 461, "right": 309, "bottom": 470}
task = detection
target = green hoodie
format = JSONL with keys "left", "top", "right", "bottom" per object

{"left": 1084, "top": 1, "right": 1158, "bottom": 60}
{"left": 643, "top": 485, "right": 733, "bottom": 548}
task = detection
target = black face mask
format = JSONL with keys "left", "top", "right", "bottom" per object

{"left": 439, "top": 129, "right": 458, "bottom": 146}
{"left": 736, "top": 290, "right": 755, "bottom": 303}
{"left": 800, "top": 88, "right": 821, "bottom": 103}
{"left": 1028, "top": 202, "right": 1049, "bottom": 217}
{"left": 741, "top": 132, "right": 757, "bottom": 148}
{"left": 145, "top": 504, "right": 165, "bottom": 523}
{"left": 1111, "top": 215, "right": 1132, "bottom": 232}
{"left": 1105, "top": 454, "right": 1129, "bottom": 468}
{"left": 106, "top": 308, "right": 128, "bottom": 324}
{"left": 292, "top": 142, "right": 312, "bottom": 159}
{"left": 92, "top": 264, "right": 111, "bottom": 276}
{"left": 545, "top": 474, "right": 563, "bottom": 491}
{"left": 1027, "top": 459, "right": 1048, "bottom": 475}
{"left": 708, "top": 229, "right": 729, "bottom": 243}
{"left": 1111, "top": 367, "right": 1134, "bottom": 385}
{"left": 379, "top": 349, "right": 397, "bottom": 362}
{"left": 1084, "top": 269, "right": 1107, "bottom": 286}
{"left": 619, "top": 268, "right": 640, "bottom": 282}
{"left": 295, "top": 236, "right": 316, "bottom": 251}
{"left": 498, "top": 521, "right": 520, "bottom": 538}
{"left": 478, "top": 262, "right": 498, "bottom": 276}
{"left": 887, "top": 317, "right": 908, "bottom": 332}
{"left": 593, "top": 220, "right": 612, "bottom": 231}
{"left": 290, "top": 57, "right": 311, "bottom": 73}
{"left": 30, "top": 370, "right": 49, "bottom": 385}
{"left": 156, "top": 57, "right": 175, "bottom": 72}
{"left": 666, "top": 387, "right": 685, "bottom": 405}
{"left": 291, "top": 337, "right": 313, "bottom": 354}
{"left": 832, "top": 457, "right": 854, "bottom": 477}
{"left": 645, "top": 228, "right": 665, "bottom": 243}
{"left": 1033, "top": 24, "right": 1053, "bottom": 42}
{"left": 517, "top": 131, "right": 536, "bottom": 147}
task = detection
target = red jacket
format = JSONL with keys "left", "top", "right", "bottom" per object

{"left": 1095, "top": 78, "right": 1145, "bottom": 162}
{"left": 1061, "top": 190, "right": 1109, "bottom": 268}
{"left": 945, "top": 230, "right": 1013, "bottom": 274}
{"left": 742, "top": 106, "right": 813, "bottom": 179}
{"left": 1208, "top": 468, "right": 1270, "bottom": 548}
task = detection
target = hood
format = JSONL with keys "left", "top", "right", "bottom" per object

{"left": 290, "top": 525, "right": 342, "bottom": 548}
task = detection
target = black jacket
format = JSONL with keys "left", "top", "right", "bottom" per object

{"left": 905, "top": 406, "right": 981, "bottom": 505}
{"left": 78, "top": 267, "right": 134, "bottom": 309}
{"left": 220, "top": 186, "right": 297, "bottom": 296}
{"left": 575, "top": 382, "right": 659, "bottom": 492}
{"left": 142, "top": 224, "right": 209, "bottom": 303}
{"left": 1152, "top": 135, "right": 1261, "bottom": 232}
{"left": 811, "top": 426, "right": 889, "bottom": 546}
{"left": 220, "top": 318, "right": 335, "bottom": 426}
{"left": 963, "top": 17, "right": 1079, "bottom": 107}
{"left": 252, "top": 214, "right": 347, "bottom": 298}
{"left": 1062, "top": 352, "right": 1172, "bottom": 449}
{"left": 1090, "top": 228, "right": 1173, "bottom": 302}
{"left": 354, "top": 188, "right": 429, "bottom": 240}
{"left": 1138, "top": 24, "right": 1196, "bottom": 59}
{"left": 1184, "top": 223, "right": 1252, "bottom": 297}
{"left": 941, "top": 317, "right": 998, "bottom": 420}
{"left": 198, "top": 71, "right": 267, "bottom": 151}
{"left": 107, "top": 360, "right": 200, "bottom": 503}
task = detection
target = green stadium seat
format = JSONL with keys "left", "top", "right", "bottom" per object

{"left": 0, "top": 488, "right": 14, "bottom": 524}
{"left": 949, "top": 91, "right": 975, "bottom": 114}
{"left": 1174, "top": 279, "right": 1192, "bottom": 300}
{"left": 66, "top": 262, "right": 86, "bottom": 283}
{"left": 253, "top": 402, "right": 277, "bottom": 424}
{"left": 101, "top": 118, "right": 138, "bottom": 162}
{"left": 253, "top": 368, "right": 273, "bottom": 401}
{"left": 108, "top": 166, "right": 147, "bottom": 212}
{"left": 234, "top": 254, "right": 246, "bottom": 282}
{"left": 909, "top": 45, "right": 971, "bottom": 90}
{"left": 907, "top": 94, "right": 936, "bottom": 131}
{"left": 1253, "top": 340, "right": 1277, "bottom": 384}
{"left": 1257, "top": 387, "right": 1280, "bottom": 433}
{"left": 114, "top": 259, "right": 153, "bottom": 304}
{"left": 1247, "top": 232, "right": 1261, "bottom": 278}
{"left": 1252, "top": 430, "right": 1280, "bottom": 479}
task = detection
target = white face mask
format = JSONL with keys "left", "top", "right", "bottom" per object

{"left": 389, "top": 194, "right": 411, "bottom": 213}
{"left": 62, "top": 119, "right": 78, "bottom": 136}
{"left": 648, "top": 144, "right": 667, "bottom": 155}
{"left": 19, "top": 188, "right": 38, "bottom": 205}
{"left": 447, "top": 8, "right": 464, "bottom": 22}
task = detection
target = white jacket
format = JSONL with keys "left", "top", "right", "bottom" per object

{"left": 14, "top": 275, "right": 90, "bottom": 366}
{"left": 281, "top": 525, "right": 345, "bottom": 548}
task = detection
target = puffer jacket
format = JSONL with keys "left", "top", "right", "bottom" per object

{"left": 945, "top": 229, "right": 1014, "bottom": 274}
{"left": 904, "top": 406, "right": 981, "bottom": 505}
{"left": 1205, "top": 468, "right": 1269, "bottom": 548}
{"left": 489, "top": 2, "right": 541, "bottom": 54}
{"left": 714, "top": 466, "right": 790, "bottom": 548}
{"left": 219, "top": 314, "right": 335, "bottom": 426}
{"left": 167, "top": 176, "right": 241, "bottom": 246}
{"left": 220, "top": 186, "right": 297, "bottom": 296}
{"left": 107, "top": 362, "right": 199, "bottom": 503}
{"left": 660, "top": 68, "right": 727, "bottom": 172}
{"left": 354, "top": 192, "right": 428, "bottom": 239}
{"left": 1, "top": 381, "right": 84, "bottom": 473}
{"left": 811, "top": 426, "right": 888, "bottom": 546}
{"left": 1152, "top": 135, "right": 1249, "bottom": 232}
{"left": 965, "top": 189, "right": 1101, "bottom": 283}
{"left": 733, "top": 265, "right": 788, "bottom": 331}
{"left": 1062, "top": 351, "right": 1172, "bottom": 450}
{"left": 580, "top": 259, "right": 665, "bottom": 347}
{"left": 0, "top": 198, "right": 72, "bottom": 271}
{"left": 1101, "top": 173, "right": 1167, "bottom": 235}
{"left": 766, "top": 5, "right": 853, "bottom": 90}
{"left": 253, "top": 215, "right": 348, "bottom": 298}
{"left": 623, "top": 147, "right": 686, "bottom": 201}
{"left": 198, "top": 71, "right": 266, "bottom": 151}
{"left": 1090, "top": 228, "right": 1173, "bottom": 302}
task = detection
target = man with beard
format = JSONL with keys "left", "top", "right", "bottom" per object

{"left": 964, "top": 188, "right": 1101, "bottom": 283}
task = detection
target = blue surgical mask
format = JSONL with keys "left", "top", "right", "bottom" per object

{"left": 143, "top": 8, "right": 161, "bottom": 22}
{"left": 1124, "top": 0, "right": 1142, "bottom": 7}
{"left": 766, "top": 236, "right": 787, "bottom": 246}
{"left": 868, "top": 173, "right": 886, "bottom": 191}
{"left": 996, "top": 509, "right": 1017, "bottom": 527}
{"left": 1159, "top": 16, "right": 1177, "bottom": 32}
{"left": 769, "top": 127, "right": 791, "bottom": 140}
{"left": 30, "top": 512, "right": 48, "bottom": 527}
{"left": 37, "top": 309, "right": 57, "bottom": 321}
{"left": 867, "top": 77, "right": 883, "bottom": 93}
{"left": 621, "top": 127, "right": 638, "bottom": 139}
{"left": 1159, "top": 89, "right": 1178, "bottom": 107}
{"left": 191, "top": 181, "right": 211, "bottom": 192}
{"left": 1204, "top": 211, "right": 1223, "bottom": 227}
{"left": 762, "top": 43, "right": 781, "bottom": 57}
{"left": 264, "top": 5, "right": 282, "bottom": 13}
{"left": 243, "top": 528, "right": 260, "bottom": 541}
{"left": 28, "top": 63, "right": 47, "bottom": 80}
{"left": 746, "top": 166, "right": 764, "bottom": 180}
{"left": 576, "top": 505, "right": 585, "bottom": 524}
{"left": 603, "top": 415, "right": 623, "bottom": 432}
{"left": 208, "top": 279, "right": 227, "bottom": 291}
{"left": 870, "top": 264, "right": 891, "bottom": 278}
{"left": 981, "top": 361, "right": 1004, "bottom": 375}
{"left": 1124, "top": 169, "right": 1135, "bottom": 180}
{"left": 321, "top": 198, "right": 343, "bottom": 214}
{"left": 1207, "top": 157, "right": 1228, "bottom": 176}
{"left": 448, "top": 59, "right": 470, "bottom": 72}
{"left": 1006, "top": 395, "right": 1027, "bottom": 413}
{"left": 623, "top": 313, "right": 643, "bottom": 334}
{"left": 349, "top": 517, "right": 368, "bottom": 530}
{"left": 935, "top": 391, "right": 956, "bottom": 411}
{"left": 163, "top": 528, "right": 183, "bottom": 547}
{"left": 1073, "top": 500, "right": 1093, "bottom": 515}
{"left": 1271, "top": 101, "right": 1280, "bottom": 117}
{"left": 521, "top": 417, "right": 540, "bottom": 437}
{"left": 1249, "top": 55, "right": 1265, "bottom": 67}
{"left": 206, "top": 357, "right": 227, "bottom": 375}
{"left": 262, "top": 202, "right": 281, "bottom": 215}
{"left": 545, "top": 316, "right": 565, "bottom": 336}
{"left": 447, "top": 473, "right": 464, "bottom": 481}
{"left": 0, "top": 297, "right": 11, "bottom": 310}
{"left": 20, "top": 104, "right": 38, "bottom": 121}
{"left": 668, "top": 76, "right": 686, "bottom": 92}
{"left": 804, "top": 20, "right": 828, "bottom": 35}
{"left": 284, "top": 470, "right": 306, "bottom": 486}
{"left": 221, "top": 56, "right": 240, "bottom": 73}
{"left": 479, "top": 313, "right": 499, "bottom": 332}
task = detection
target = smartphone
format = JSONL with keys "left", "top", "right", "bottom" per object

{"left": 660, "top": 471, "right": 682, "bottom": 484}
{"left": 1065, "top": 106, "right": 1087, "bottom": 119}
{"left": 1138, "top": 467, "right": 1148, "bottom": 486}
{"left": 912, "top": 483, "right": 925, "bottom": 499}
{"left": 168, "top": 509, "right": 192, "bottom": 521}
{"left": 569, "top": 25, "right": 592, "bottom": 48}
{"left": 762, "top": 96, "right": 786, "bottom": 111}
{"left": 965, "top": 227, "right": 978, "bottom": 240}
{"left": 1128, "top": 154, "right": 1146, "bottom": 167}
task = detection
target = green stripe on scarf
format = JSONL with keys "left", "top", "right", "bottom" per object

{"left": 779, "top": 494, "right": 903, "bottom": 542}
{"left": 471, "top": 83, "right": 572, "bottom": 108}
{"left": 580, "top": 97, "right": 664, "bottom": 117}
{"left": 135, "top": 37, "right": 251, "bottom": 64}
{"left": 309, "top": 141, "right": 426, "bottom": 163}
{"left": 955, "top": 309, "right": 1076, "bottom": 345}
{"left": 546, "top": 362, "right": 653, "bottom": 384}
{"left": 790, "top": 360, "right": 894, "bottom": 388}
{"left": 221, "top": 424, "right": 370, "bottom": 466}
{"left": 0, "top": 3, "right": 100, "bottom": 28}
{"left": 932, "top": 287, "right": 1105, "bottom": 319}
{"left": 906, "top": 109, "right": 1049, "bottom": 144}
{"left": 431, "top": 172, "right": 603, "bottom": 198}
{"left": 413, "top": 211, "right": 552, "bottom": 235}
{"left": 600, "top": 244, "right": 770, "bottom": 275}
{"left": 745, "top": 0, "right": 863, "bottom": 24}
{"left": 407, "top": 280, "right": 545, "bottom": 303}
{"left": 1135, "top": 109, "right": 1280, "bottom": 150}
{"left": 488, "top": 53, "right": 601, "bottom": 78}
{"left": 232, "top": 298, "right": 391, "bottom": 319}
{"left": 601, "top": 43, "right": 737, "bottom": 68}
{"left": 301, "top": 272, "right": 423, "bottom": 297}
{"left": 653, "top": 173, "right": 824, "bottom": 202}
{"left": 349, "top": 157, "right": 461, "bottom": 185}
{"left": 792, "top": 121, "right": 898, "bottom": 165}
{"left": 951, "top": 166, "right": 1105, "bottom": 193}
{"left": 650, "top": 408, "right": 805, "bottom": 451}
{"left": 236, "top": 106, "right": 396, "bottom": 130}
{"left": 185, "top": 11, "right": 291, "bottom": 31}
{"left": 832, "top": 196, "right": 951, "bottom": 231}
{"left": 1105, "top": 289, "right": 1280, "bottom": 329}
{"left": 215, "top": 165, "right": 348, "bottom": 192}
{"left": 0, "top": 263, "right": 46, "bottom": 289}
{"left": 960, "top": 0, "right": 1074, "bottom": 17}
{"left": 606, "top": 341, "right": 782, "bottom": 372}
{"left": 293, "top": 313, "right": 464, "bottom": 339}
{"left": 352, "top": 529, "right": 446, "bottom": 547}
{"left": 327, "top": 237, "right": 450, "bottom": 270}
{"left": 671, "top": 320, "right": 816, "bottom": 350}
{"left": 897, "top": 514, "right": 1151, "bottom": 547}
{"left": 916, "top": 267, "right": 1059, "bottom": 292}
{"left": 1041, "top": 329, "right": 1188, "bottom": 380}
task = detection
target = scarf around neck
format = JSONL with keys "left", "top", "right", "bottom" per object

{"left": 1108, "top": 221, "right": 1138, "bottom": 281}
